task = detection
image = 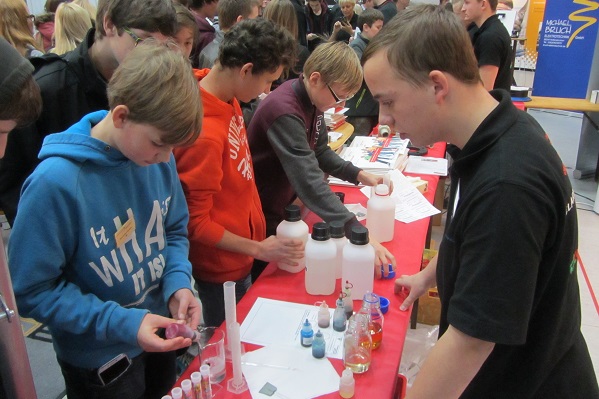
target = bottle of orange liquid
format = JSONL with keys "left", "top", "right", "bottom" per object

{"left": 357, "top": 291, "right": 384, "bottom": 350}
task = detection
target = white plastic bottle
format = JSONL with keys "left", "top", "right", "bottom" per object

{"left": 329, "top": 220, "right": 347, "bottom": 279}
{"left": 276, "top": 204, "right": 309, "bottom": 273}
{"left": 339, "top": 367, "right": 355, "bottom": 398}
{"left": 305, "top": 222, "right": 337, "bottom": 295}
{"left": 342, "top": 226, "right": 375, "bottom": 301}
{"left": 366, "top": 184, "right": 395, "bottom": 243}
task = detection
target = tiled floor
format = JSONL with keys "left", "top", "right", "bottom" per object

{"left": 402, "top": 108, "right": 599, "bottom": 387}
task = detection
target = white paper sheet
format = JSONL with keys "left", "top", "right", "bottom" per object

{"left": 239, "top": 298, "right": 346, "bottom": 359}
{"left": 241, "top": 345, "right": 340, "bottom": 399}
{"left": 361, "top": 170, "right": 440, "bottom": 224}
{"left": 404, "top": 156, "right": 448, "bottom": 176}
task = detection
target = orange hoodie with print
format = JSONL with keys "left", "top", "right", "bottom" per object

{"left": 174, "top": 69, "right": 266, "bottom": 283}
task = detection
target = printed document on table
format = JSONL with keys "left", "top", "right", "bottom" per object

{"left": 240, "top": 297, "right": 345, "bottom": 359}
{"left": 360, "top": 169, "right": 440, "bottom": 223}
{"left": 404, "top": 156, "right": 448, "bottom": 176}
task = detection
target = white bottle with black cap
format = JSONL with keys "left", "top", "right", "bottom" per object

{"left": 276, "top": 204, "right": 309, "bottom": 273}
{"left": 305, "top": 222, "right": 337, "bottom": 295}
{"left": 366, "top": 184, "right": 395, "bottom": 243}
{"left": 342, "top": 226, "right": 375, "bottom": 300}
{"left": 329, "top": 220, "right": 347, "bottom": 279}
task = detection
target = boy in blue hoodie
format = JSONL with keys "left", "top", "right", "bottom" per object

{"left": 8, "top": 40, "right": 203, "bottom": 399}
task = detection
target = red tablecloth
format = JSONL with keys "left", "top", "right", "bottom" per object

{"left": 175, "top": 142, "right": 447, "bottom": 398}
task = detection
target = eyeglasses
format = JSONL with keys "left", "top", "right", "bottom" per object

{"left": 326, "top": 83, "right": 353, "bottom": 105}
{"left": 27, "top": 14, "right": 35, "bottom": 22}
{"left": 123, "top": 27, "right": 144, "bottom": 47}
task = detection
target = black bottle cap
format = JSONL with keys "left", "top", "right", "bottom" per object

{"left": 311, "top": 222, "right": 330, "bottom": 241}
{"left": 284, "top": 204, "right": 301, "bottom": 222}
{"left": 329, "top": 221, "right": 345, "bottom": 239}
{"left": 349, "top": 225, "right": 369, "bottom": 245}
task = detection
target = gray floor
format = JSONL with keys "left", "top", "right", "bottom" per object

{"left": 11, "top": 107, "right": 599, "bottom": 399}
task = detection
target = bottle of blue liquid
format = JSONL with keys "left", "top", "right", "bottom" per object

{"left": 312, "top": 330, "right": 325, "bottom": 358}
{"left": 300, "top": 319, "right": 314, "bottom": 347}
{"left": 333, "top": 293, "right": 347, "bottom": 332}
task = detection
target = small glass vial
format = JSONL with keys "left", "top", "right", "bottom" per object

{"left": 333, "top": 293, "right": 347, "bottom": 332}
{"left": 312, "top": 330, "right": 326, "bottom": 358}
{"left": 171, "top": 387, "right": 183, "bottom": 399}
{"left": 339, "top": 368, "right": 355, "bottom": 398}
{"left": 300, "top": 318, "right": 314, "bottom": 347}
{"left": 190, "top": 371, "right": 202, "bottom": 399}
{"left": 357, "top": 291, "right": 384, "bottom": 350}
{"left": 200, "top": 364, "right": 213, "bottom": 399}
{"left": 343, "top": 281, "right": 353, "bottom": 319}
{"left": 317, "top": 301, "right": 330, "bottom": 328}
{"left": 343, "top": 314, "right": 372, "bottom": 374}
{"left": 181, "top": 379, "right": 192, "bottom": 399}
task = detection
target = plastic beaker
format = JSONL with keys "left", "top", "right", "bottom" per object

{"left": 198, "top": 327, "right": 226, "bottom": 383}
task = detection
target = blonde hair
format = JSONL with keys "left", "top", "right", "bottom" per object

{"left": 263, "top": 0, "right": 298, "bottom": 40}
{"left": 51, "top": 3, "right": 93, "bottom": 55}
{"left": 72, "top": 0, "right": 97, "bottom": 24}
{"left": 0, "top": 0, "right": 42, "bottom": 56}
{"left": 303, "top": 41, "right": 362, "bottom": 95}
{"left": 339, "top": 0, "right": 356, "bottom": 5}
{"left": 107, "top": 39, "right": 203, "bottom": 146}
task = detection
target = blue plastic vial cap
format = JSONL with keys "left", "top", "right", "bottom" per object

{"left": 379, "top": 296, "right": 390, "bottom": 314}
{"left": 381, "top": 264, "right": 396, "bottom": 279}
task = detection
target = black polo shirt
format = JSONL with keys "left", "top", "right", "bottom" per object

{"left": 472, "top": 14, "right": 512, "bottom": 91}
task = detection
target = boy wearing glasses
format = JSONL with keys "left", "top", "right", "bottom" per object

{"left": 9, "top": 41, "right": 203, "bottom": 399}
{"left": 248, "top": 41, "right": 396, "bottom": 280}
{"left": 0, "top": 0, "right": 177, "bottom": 227}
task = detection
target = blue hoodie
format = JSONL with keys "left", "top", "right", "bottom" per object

{"left": 8, "top": 111, "right": 193, "bottom": 369}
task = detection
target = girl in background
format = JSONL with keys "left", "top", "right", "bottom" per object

{"left": 51, "top": 2, "right": 93, "bottom": 55}
{"left": 173, "top": 3, "right": 199, "bottom": 59}
{"left": 73, "top": 0, "right": 98, "bottom": 25}
{"left": 0, "top": 0, "right": 43, "bottom": 58}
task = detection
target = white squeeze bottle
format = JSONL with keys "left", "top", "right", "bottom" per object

{"left": 366, "top": 184, "right": 395, "bottom": 243}
{"left": 276, "top": 204, "right": 309, "bottom": 273}
{"left": 329, "top": 220, "right": 347, "bottom": 279}
{"left": 305, "top": 222, "right": 337, "bottom": 295}
{"left": 342, "top": 226, "right": 375, "bottom": 300}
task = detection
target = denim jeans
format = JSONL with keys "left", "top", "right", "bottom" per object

{"left": 57, "top": 351, "right": 176, "bottom": 399}
{"left": 195, "top": 274, "right": 252, "bottom": 327}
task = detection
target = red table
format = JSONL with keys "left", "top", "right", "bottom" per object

{"left": 175, "top": 142, "right": 446, "bottom": 398}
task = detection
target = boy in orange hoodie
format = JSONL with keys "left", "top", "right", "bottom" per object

{"left": 173, "top": 18, "right": 302, "bottom": 327}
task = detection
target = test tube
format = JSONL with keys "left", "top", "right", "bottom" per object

{"left": 200, "top": 364, "right": 213, "bottom": 399}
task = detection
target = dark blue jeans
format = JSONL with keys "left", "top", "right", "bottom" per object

{"left": 195, "top": 274, "right": 252, "bottom": 327}
{"left": 57, "top": 351, "right": 176, "bottom": 399}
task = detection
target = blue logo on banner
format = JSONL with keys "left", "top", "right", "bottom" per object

{"left": 534, "top": 0, "right": 599, "bottom": 98}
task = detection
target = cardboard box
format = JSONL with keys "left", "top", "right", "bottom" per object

{"left": 417, "top": 249, "right": 441, "bottom": 325}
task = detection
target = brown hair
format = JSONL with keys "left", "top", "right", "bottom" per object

{"left": 0, "top": 76, "right": 42, "bottom": 127}
{"left": 303, "top": 41, "right": 362, "bottom": 95}
{"left": 263, "top": 0, "right": 298, "bottom": 40}
{"left": 363, "top": 4, "right": 479, "bottom": 87}
{"left": 0, "top": 0, "right": 42, "bottom": 55}
{"left": 107, "top": 39, "right": 203, "bottom": 146}
{"left": 217, "top": 0, "right": 261, "bottom": 31}
{"left": 95, "top": 0, "right": 177, "bottom": 40}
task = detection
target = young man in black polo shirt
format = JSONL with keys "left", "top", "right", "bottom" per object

{"left": 363, "top": 5, "right": 598, "bottom": 398}
{"left": 462, "top": 0, "right": 512, "bottom": 91}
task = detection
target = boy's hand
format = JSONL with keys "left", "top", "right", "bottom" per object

{"left": 394, "top": 271, "right": 433, "bottom": 311}
{"left": 369, "top": 238, "right": 396, "bottom": 278}
{"left": 168, "top": 288, "right": 202, "bottom": 330}
{"left": 256, "top": 235, "right": 304, "bottom": 264}
{"left": 137, "top": 313, "right": 192, "bottom": 352}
